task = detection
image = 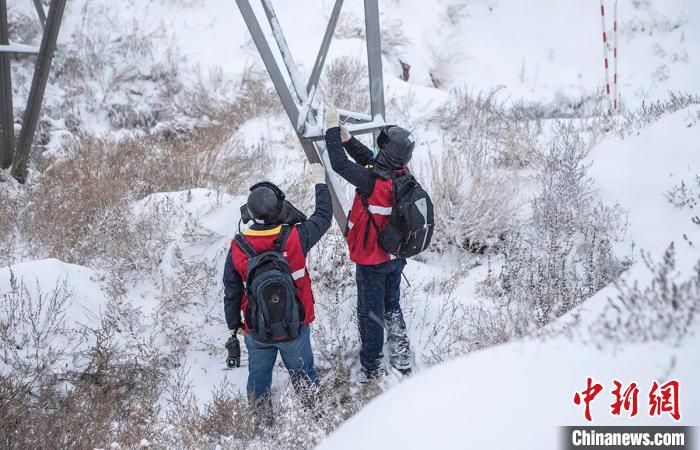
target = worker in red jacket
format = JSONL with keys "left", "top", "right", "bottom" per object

{"left": 324, "top": 106, "right": 415, "bottom": 379}
{"left": 223, "top": 163, "right": 331, "bottom": 406}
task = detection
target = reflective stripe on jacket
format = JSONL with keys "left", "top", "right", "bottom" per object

{"left": 346, "top": 176, "right": 394, "bottom": 265}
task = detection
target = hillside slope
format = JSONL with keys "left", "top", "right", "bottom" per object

{"left": 319, "top": 107, "right": 700, "bottom": 449}
{"left": 1, "top": 0, "right": 699, "bottom": 447}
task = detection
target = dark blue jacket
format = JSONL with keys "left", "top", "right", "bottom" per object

{"left": 222, "top": 183, "right": 333, "bottom": 330}
{"left": 325, "top": 127, "right": 378, "bottom": 197}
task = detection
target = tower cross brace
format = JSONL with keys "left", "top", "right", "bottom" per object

{"left": 235, "top": 0, "right": 388, "bottom": 230}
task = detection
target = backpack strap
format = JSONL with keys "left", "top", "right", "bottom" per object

{"left": 273, "top": 224, "right": 292, "bottom": 253}
{"left": 359, "top": 192, "right": 382, "bottom": 249}
{"left": 234, "top": 234, "right": 258, "bottom": 258}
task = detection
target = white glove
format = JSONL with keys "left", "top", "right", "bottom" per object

{"left": 340, "top": 123, "right": 352, "bottom": 142}
{"left": 310, "top": 163, "right": 326, "bottom": 185}
{"left": 324, "top": 105, "right": 339, "bottom": 130}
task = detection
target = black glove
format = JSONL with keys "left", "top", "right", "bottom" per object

{"left": 225, "top": 333, "right": 241, "bottom": 369}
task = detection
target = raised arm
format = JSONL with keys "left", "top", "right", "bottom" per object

{"left": 296, "top": 180, "right": 333, "bottom": 255}
{"left": 343, "top": 134, "right": 375, "bottom": 166}
{"left": 325, "top": 127, "right": 374, "bottom": 196}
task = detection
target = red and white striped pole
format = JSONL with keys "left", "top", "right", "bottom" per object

{"left": 599, "top": 0, "right": 612, "bottom": 114}
{"left": 613, "top": 0, "right": 619, "bottom": 111}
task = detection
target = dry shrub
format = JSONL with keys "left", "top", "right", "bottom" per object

{"left": 664, "top": 176, "right": 700, "bottom": 209}
{"left": 439, "top": 88, "right": 543, "bottom": 169}
{"left": 177, "top": 64, "right": 281, "bottom": 125}
{"left": 55, "top": 4, "right": 181, "bottom": 128}
{"left": 334, "top": 11, "right": 364, "bottom": 39}
{"left": 24, "top": 137, "right": 165, "bottom": 269}
{"left": 0, "top": 347, "right": 164, "bottom": 449}
{"left": 50, "top": 4, "right": 281, "bottom": 137}
{"left": 320, "top": 57, "right": 369, "bottom": 113}
{"left": 590, "top": 243, "right": 700, "bottom": 345}
{"left": 0, "top": 274, "right": 74, "bottom": 386}
{"left": 0, "top": 278, "right": 165, "bottom": 449}
{"left": 162, "top": 376, "right": 260, "bottom": 449}
{"left": 619, "top": 92, "right": 700, "bottom": 137}
{"left": 429, "top": 145, "right": 519, "bottom": 254}
{"left": 380, "top": 17, "right": 411, "bottom": 57}
{"left": 23, "top": 130, "right": 271, "bottom": 275}
{"left": 484, "top": 122, "right": 629, "bottom": 329}
{"left": 0, "top": 180, "right": 24, "bottom": 265}
{"left": 7, "top": 11, "right": 42, "bottom": 44}
{"left": 160, "top": 368, "right": 381, "bottom": 449}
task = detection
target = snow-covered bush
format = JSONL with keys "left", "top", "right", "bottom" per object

{"left": 624, "top": 2, "right": 689, "bottom": 36}
{"left": 439, "top": 88, "right": 543, "bottom": 169}
{"left": 320, "top": 57, "right": 369, "bottom": 113}
{"left": 159, "top": 368, "right": 382, "bottom": 449}
{"left": 176, "top": 64, "right": 281, "bottom": 125}
{"left": 430, "top": 145, "right": 519, "bottom": 254}
{"left": 334, "top": 11, "right": 364, "bottom": 40}
{"left": 156, "top": 256, "right": 222, "bottom": 354}
{"left": 664, "top": 176, "right": 700, "bottom": 209}
{"left": 619, "top": 92, "right": 700, "bottom": 137}
{"left": 0, "top": 275, "right": 166, "bottom": 449}
{"left": 55, "top": 4, "right": 182, "bottom": 130}
{"left": 308, "top": 230, "right": 358, "bottom": 366}
{"left": 403, "top": 271, "right": 473, "bottom": 363}
{"left": 461, "top": 301, "right": 527, "bottom": 352}
{"left": 427, "top": 39, "right": 462, "bottom": 89}
{"left": 590, "top": 243, "right": 700, "bottom": 345}
{"left": 430, "top": 88, "right": 543, "bottom": 254}
{"left": 380, "top": 17, "right": 411, "bottom": 59}
{"left": 7, "top": 10, "right": 41, "bottom": 45}
{"left": 0, "top": 334, "right": 165, "bottom": 449}
{"left": 484, "top": 122, "right": 629, "bottom": 329}
{"left": 24, "top": 138, "right": 169, "bottom": 271}
{"left": 47, "top": 4, "right": 279, "bottom": 139}
{"left": 0, "top": 273, "right": 74, "bottom": 386}
{"left": 23, "top": 131, "right": 271, "bottom": 277}
{"left": 0, "top": 180, "right": 23, "bottom": 265}
{"left": 161, "top": 378, "right": 260, "bottom": 448}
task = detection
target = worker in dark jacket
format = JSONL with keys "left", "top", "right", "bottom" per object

{"left": 223, "top": 163, "right": 331, "bottom": 405}
{"left": 323, "top": 105, "right": 415, "bottom": 379}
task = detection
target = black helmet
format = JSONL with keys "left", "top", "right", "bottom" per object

{"left": 375, "top": 125, "right": 415, "bottom": 170}
{"left": 247, "top": 182, "right": 284, "bottom": 223}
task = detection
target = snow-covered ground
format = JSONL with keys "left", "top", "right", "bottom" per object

{"left": 2, "top": 0, "right": 699, "bottom": 447}
{"left": 319, "top": 108, "right": 700, "bottom": 449}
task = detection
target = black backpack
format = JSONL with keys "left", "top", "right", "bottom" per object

{"left": 234, "top": 225, "right": 303, "bottom": 343}
{"left": 361, "top": 172, "right": 434, "bottom": 258}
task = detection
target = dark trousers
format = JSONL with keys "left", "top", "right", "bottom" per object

{"left": 355, "top": 258, "right": 408, "bottom": 372}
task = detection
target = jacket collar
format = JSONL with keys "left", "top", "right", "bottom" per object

{"left": 243, "top": 224, "right": 282, "bottom": 236}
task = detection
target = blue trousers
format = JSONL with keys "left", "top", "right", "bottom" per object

{"left": 244, "top": 325, "right": 319, "bottom": 401}
{"left": 356, "top": 258, "right": 408, "bottom": 372}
